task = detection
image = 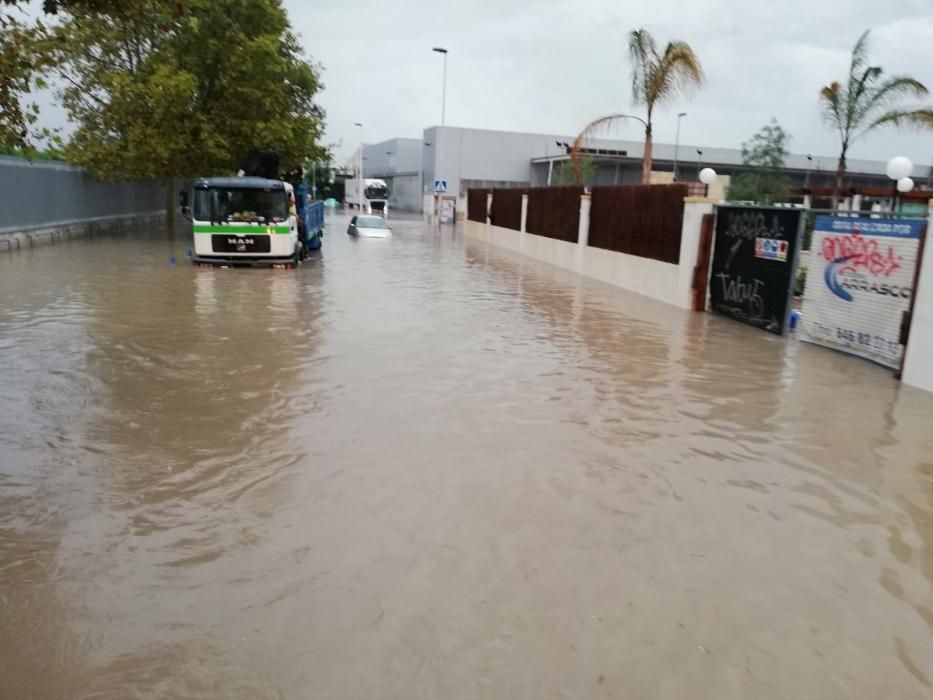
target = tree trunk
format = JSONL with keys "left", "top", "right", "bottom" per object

{"left": 832, "top": 147, "right": 847, "bottom": 207}
{"left": 641, "top": 124, "right": 653, "bottom": 184}
{"left": 165, "top": 178, "right": 176, "bottom": 238}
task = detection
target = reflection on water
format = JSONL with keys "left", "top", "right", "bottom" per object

{"left": 1, "top": 216, "right": 932, "bottom": 699}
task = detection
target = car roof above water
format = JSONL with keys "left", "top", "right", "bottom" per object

{"left": 356, "top": 215, "right": 389, "bottom": 226}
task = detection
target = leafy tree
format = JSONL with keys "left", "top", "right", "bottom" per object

{"left": 727, "top": 119, "right": 791, "bottom": 203}
{"left": 36, "top": 0, "right": 325, "bottom": 231}
{"left": 553, "top": 154, "right": 595, "bottom": 185}
{"left": 572, "top": 28, "right": 703, "bottom": 184}
{"left": 1, "top": 2, "right": 40, "bottom": 148}
{"left": 1, "top": 0, "right": 153, "bottom": 148}
{"left": 0, "top": 143, "right": 65, "bottom": 160}
{"left": 820, "top": 30, "right": 933, "bottom": 202}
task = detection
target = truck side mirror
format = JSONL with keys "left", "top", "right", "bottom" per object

{"left": 179, "top": 191, "right": 191, "bottom": 219}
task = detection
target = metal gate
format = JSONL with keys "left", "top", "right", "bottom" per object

{"left": 796, "top": 211, "right": 927, "bottom": 370}
{"left": 709, "top": 205, "right": 804, "bottom": 335}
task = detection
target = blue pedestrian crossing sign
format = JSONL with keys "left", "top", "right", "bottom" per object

{"left": 434, "top": 179, "right": 447, "bottom": 193}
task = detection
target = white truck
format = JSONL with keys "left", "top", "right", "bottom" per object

{"left": 185, "top": 176, "right": 323, "bottom": 268}
{"left": 345, "top": 178, "right": 390, "bottom": 214}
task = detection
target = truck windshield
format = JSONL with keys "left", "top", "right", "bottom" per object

{"left": 365, "top": 184, "right": 389, "bottom": 199}
{"left": 193, "top": 188, "right": 289, "bottom": 223}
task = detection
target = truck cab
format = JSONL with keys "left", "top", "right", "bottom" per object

{"left": 188, "top": 176, "right": 322, "bottom": 267}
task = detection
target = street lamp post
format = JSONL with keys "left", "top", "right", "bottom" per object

{"left": 431, "top": 47, "right": 448, "bottom": 222}
{"left": 432, "top": 47, "right": 448, "bottom": 127}
{"left": 354, "top": 122, "right": 363, "bottom": 212}
{"left": 805, "top": 153, "right": 813, "bottom": 189}
{"left": 696, "top": 149, "right": 703, "bottom": 182}
{"left": 673, "top": 112, "right": 686, "bottom": 181}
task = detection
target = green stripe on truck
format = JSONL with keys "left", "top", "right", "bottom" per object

{"left": 193, "top": 225, "right": 290, "bottom": 234}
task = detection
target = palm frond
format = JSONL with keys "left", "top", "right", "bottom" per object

{"left": 851, "top": 74, "right": 928, "bottom": 128}
{"left": 848, "top": 65, "right": 881, "bottom": 121}
{"left": 628, "top": 28, "right": 657, "bottom": 104}
{"left": 869, "top": 75, "right": 928, "bottom": 107}
{"left": 858, "top": 108, "right": 933, "bottom": 139}
{"left": 846, "top": 30, "right": 871, "bottom": 101}
{"left": 569, "top": 112, "right": 647, "bottom": 180}
{"left": 645, "top": 41, "right": 703, "bottom": 110}
{"left": 819, "top": 82, "right": 844, "bottom": 136}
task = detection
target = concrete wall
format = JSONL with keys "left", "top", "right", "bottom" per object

{"left": 901, "top": 202, "right": 933, "bottom": 393}
{"left": 424, "top": 126, "right": 579, "bottom": 201}
{"left": 0, "top": 156, "right": 166, "bottom": 233}
{"left": 418, "top": 126, "right": 927, "bottom": 202}
{"left": 362, "top": 138, "right": 423, "bottom": 180}
{"left": 465, "top": 193, "right": 713, "bottom": 310}
{"left": 387, "top": 173, "right": 422, "bottom": 212}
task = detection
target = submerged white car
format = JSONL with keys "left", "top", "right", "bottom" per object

{"left": 347, "top": 215, "right": 391, "bottom": 239}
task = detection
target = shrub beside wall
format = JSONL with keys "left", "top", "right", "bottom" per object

{"left": 588, "top": 184, "right": 688, "bottom": 264}
{"left": 526, "top": 186, "right": 582, "bottom": 242}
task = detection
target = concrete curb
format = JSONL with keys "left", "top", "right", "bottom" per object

{"left": 0, "top": 212, "right": 166, "bottom": 253}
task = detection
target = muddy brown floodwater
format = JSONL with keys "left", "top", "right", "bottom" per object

{"left": 1, "top": 213, "right": 932, "bottom": 699}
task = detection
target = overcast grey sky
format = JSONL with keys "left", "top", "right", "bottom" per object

{"left": 289, "top": 0, "right": 933, "bottom": 166}
{"left": 26, "top": 0, "right": 933, "bottom": 168}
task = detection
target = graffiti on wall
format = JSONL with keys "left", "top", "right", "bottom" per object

{"left": 710, "top": 206, "right": 803, "bottom": 335}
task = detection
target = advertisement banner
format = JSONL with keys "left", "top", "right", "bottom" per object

{"left": 800, "top": 216, "right": 923, "bottom": 368}
{"left": 439, "top": 199, "right": 455, "bottom": 224}
{"left": 710, "top": 206, "right": 803, "bottom": 335}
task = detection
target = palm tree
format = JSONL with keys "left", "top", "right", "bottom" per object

{"left": 820, "top": 30, "right": 933, "bottom": 202}
{"left": 572, "top": 29, "right": 703, "bottom": 184}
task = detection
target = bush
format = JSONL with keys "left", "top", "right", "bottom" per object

{"left": 795, "top": 267, "right": 807, "bottom": 297}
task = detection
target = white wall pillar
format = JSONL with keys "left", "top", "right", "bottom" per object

{"left": 485, "top": 192, "right": 493, "bottom": 239}
{"left": 901, "top": 200, "right": 933, "bottom": 393}
{"left": 677, "top": 198, "right": 715, "bottom": 310}
{"left": 577, "top": 194, "right": 591, "bottom": 247}
{"left": 852, "top": 193, "right": 863, "bottom": 212}
{"left": 803, "top": 194, "right": 812, "bottom": 210}
{"left": 520, "top": 194, "right": 529, "bottom": 233}
{"left": 575, "top": 194, "right": 591, "bottom": 271}
{"left": 871, "top": 201, "right": 883, "bottom": 219}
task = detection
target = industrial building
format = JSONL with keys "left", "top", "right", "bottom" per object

{"left": 347, "top": 126, "right": 932, "bottom": 214}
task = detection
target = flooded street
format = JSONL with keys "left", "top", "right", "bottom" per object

{"left": 1, "top": 212, "right": 932, "bottom": 699}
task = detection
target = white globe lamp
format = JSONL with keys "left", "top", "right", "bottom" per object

{"left": 897, "top": 177, "right": 914, "bottom": 193}
{"left": 886, "top": 156, "right": 913, "bottom": 181}
{"left": 887, "top": 157, "right": 914, "bottom": 212}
